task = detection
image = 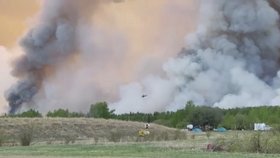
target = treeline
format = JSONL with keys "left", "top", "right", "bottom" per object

{"left": 5, "top": 101, "right": 280, "bottom": 130}
{"left": 113, "top": 101, "right": 280, "bottom": 130}
{"left": 112, "top": 101, "right": 224, "bottom": 129}
{"left": 6, "top": 102, "right": 110, "bottom": 118}
{"left": 222, "top": 106, "right": 280, "bottom": 130}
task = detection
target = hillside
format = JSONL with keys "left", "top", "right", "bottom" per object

{"left": 0, "top": 118, "right": 185, "bottom": 145}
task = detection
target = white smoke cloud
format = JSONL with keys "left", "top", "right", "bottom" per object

{"left": 112, "top": 0, "right": 280, "bottom": 113}
{"left": 0, "top": 46, "right": 16, "bottom": 114}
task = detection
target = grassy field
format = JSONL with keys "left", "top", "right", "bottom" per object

{"left": 0, "top": 118, "right": 182, "bottom": 145}
{"left": 0, "top": 142, "right": 279, "bottom": 158}
{"left": 0, "top": 118, "right": 191, "bottom": 148}
{"left": 0, "top": 118, "right": 280, "bottom": 158}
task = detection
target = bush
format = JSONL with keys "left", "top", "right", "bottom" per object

{"left": 0, "top": 130, "right": 5, "bottom": 147}
{"left": 109, "top": 129, "right": 122, "bottom": 142}
{"left": 63, "top": 135, "right": 76, "bottom": 144}
{"left": 208, "top": 137, "right": 226, "bottom": 152}
{"left": 93, "top": 135, "right": 99, "bottom": 144}
{"left": 260, "top": 132, "right": 280, "bottom": 154}
{"left": 249, "top": 132, "right": 261, "bottom": 152}
{"left": 19, "top": 124, "right": 34, "bottom": 146}
{"left": 211, "top": 131, "right": 280, "bottom": 154}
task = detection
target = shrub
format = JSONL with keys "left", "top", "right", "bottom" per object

{"left": 63, "top": 135, "right": 76, "bottom": 144}
{"left": 93, "top": 135, "right": 99, "bottom": 144}
{"left": 249, "top": 132, "right": 261, "bottom": 152}
{"left": 211, "top": 131, "right": 280, "bottom": 154}
{"left": 19, "top": 124, "right": 34, "bottom": 146}
{"left": 210, "top": 137, "right": 226, "bottom": 152}
{"left": 0, "top": 130, "right": 5, "bottom": 146}
{"left": 260, "top": 132, "right": 280, "bottom": 154}
{"left": 109, "top": 129, "right": 122, "bottom": 142}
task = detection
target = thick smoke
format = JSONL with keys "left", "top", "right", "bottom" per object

{"left": 5, "top": 0, "right": 112, "bottom": 113}
{"left": 0, "top": 46, "right": 15, "bottom": 114}
{"left": 35, "top": 0, "right": 197, "bottom": 113}
{"left": 112, "top": 0, "right": 280, "bottom": 113}
{"left": 5, "top": 0, "right": 197, "bottom": 114}
{"left": 7, "top": 0, "right": 280, "bottom": 114}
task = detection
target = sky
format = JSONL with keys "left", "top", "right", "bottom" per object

{"left": 0, "top": 0, "right": 39, "bottom": 47}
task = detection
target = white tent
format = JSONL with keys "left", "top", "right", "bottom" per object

{"left": 254, "top": 123, "right": 271, "bottom": 131}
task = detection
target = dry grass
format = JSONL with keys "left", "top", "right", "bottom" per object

{"left": 0, "top": 118, "right": 184, "bottom": 145}
{"left": 211, "top": 130, "right": 280, "bottom": 153}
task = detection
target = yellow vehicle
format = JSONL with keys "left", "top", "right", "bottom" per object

{"left": 138, "top": 129, "right": 150, "bottom": 137}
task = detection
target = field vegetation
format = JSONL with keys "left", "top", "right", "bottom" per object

{"left": 0, "top": 142, "right": 279, "bottom": 158}
{"left": 0, "top": 118, "right": 279, "bottom": 157}
{"left": 0, "top": 118, "right": 184, "bottom": 146}
{"left": 1, "top": 101, "right": 280, "bottom": 157}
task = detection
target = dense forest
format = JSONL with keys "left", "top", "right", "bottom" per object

{"left": 6, "top": 101, "right": 280, "bottom": 130}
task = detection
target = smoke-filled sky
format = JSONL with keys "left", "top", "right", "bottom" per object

{"left": 113, "top": 0, "right": 280, "bottom": 113}
{"left": 0, "top": 0, "right": 198, "bottom": 114}
{"left": 0, "top": 0, "right": 39, "bottom": 113}
{"left": 1, "top": 0, "right": 280, "bottom": 115}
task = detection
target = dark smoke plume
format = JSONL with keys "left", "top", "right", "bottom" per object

{"left": 5, "top": 0, "right": 112, "bottom": 113}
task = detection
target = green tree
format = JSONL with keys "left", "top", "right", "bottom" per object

{"left": 17, "top": 109, "right": 42, "bottom": 118}
{"left": 221, "top": 113, "right": 236, "bottom": 129}
{"left": 189, "top": 106, "right": 223, "bottom": 128}
{"left": 185, "top": 101, "right": 196, "bottom": 123}
{"left": 235, "top": 113, "right": 249, "bottom": 130}
{"left": 89, "top": 102, "right": 113, "bottom": 119}
{"left": 47, "top": 109, "right": 70, "bottom": 117}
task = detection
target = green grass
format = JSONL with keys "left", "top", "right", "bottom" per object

{"left": 0, "top": 142, "right": 279, "bottom": 158}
